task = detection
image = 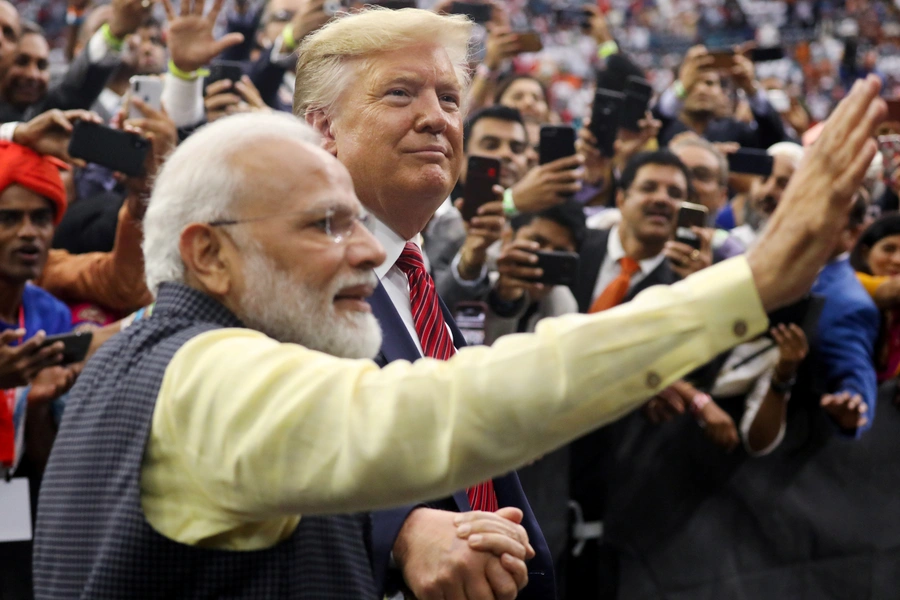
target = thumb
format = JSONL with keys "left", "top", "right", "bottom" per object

{"left": 0, "top": 328, "right": 25, "bottom": 345}
{"left": 495, "top": 506, "right": 524, "bottom": 524}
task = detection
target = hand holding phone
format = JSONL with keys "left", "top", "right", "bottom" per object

{"left": 461, "top": 156, "right": 501, "bottom": 221}
{"left": 590, "top": 89, "right": 625, "bottom": 157}
{"left": 128, "top": 76, "right": 162, "bottom": 120}
{"left": 674, "top": 201, "right": 709, "bottom": 249}
{"left": 68, "top": 121, "right": 151, "bottom": 177}
{"left": 203, "top": 60, "right": 244, "bottom": 95}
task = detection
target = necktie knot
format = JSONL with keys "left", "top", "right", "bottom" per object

{"left": 396, "top": 242, "right": 426, "bottom": 276}
{"left": 619, "top": 256, "right": 640, "bottom": 277}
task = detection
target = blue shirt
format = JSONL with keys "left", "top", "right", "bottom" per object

{"left": 0, "top": 283, "right": 73, "bottom": 340}
{"left": 715, "top": 204, "right": 736, "bottom": 230}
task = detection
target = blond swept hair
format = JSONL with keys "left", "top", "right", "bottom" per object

{"left": 293, "top": 7, "right": 472, "bottom": 117}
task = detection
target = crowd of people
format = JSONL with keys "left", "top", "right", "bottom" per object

{"left": 0, "top": 0, "right": 896, "bottom": 599}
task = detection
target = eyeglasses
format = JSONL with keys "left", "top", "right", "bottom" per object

{"left": 688, "top": 166, "right": 721, "bottom": 185}
{"left": 208, "top": 207, "right": 375, "bottom": 245}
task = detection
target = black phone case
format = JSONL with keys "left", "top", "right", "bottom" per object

{"left": 727, "top": 149, "right": 774, "bottom": 177}
{"left": 620, "top": 78, "right": 653, "bottom": 133}
{"left": 534, "top": 250, "right": 579, "bottom": 287}
{"left": 461, "top": 156, "right": 501, "bottom": 221}
{"left": 68, "top": 121, "right": 150, "bottom": 177}
{"left": 590, "top": 90, "right": 625, "bottom": 157}
{"left": 539, "top": 126, "right": 576, "bottom": 165}
{"left": 204, "top": 61, "right": 244, "bottom": 93}
{"left": 41, "top": 331, "right": 93, "bottom": 365}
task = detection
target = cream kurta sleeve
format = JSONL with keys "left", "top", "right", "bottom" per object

{"left": 142, "top": 257, "right": 768, "bottom": 549}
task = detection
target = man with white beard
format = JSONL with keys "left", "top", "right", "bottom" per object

{"left": 34, "top": 58, "right": 886, "bottom": 597}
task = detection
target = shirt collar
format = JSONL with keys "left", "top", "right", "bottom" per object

{"left": 371, "top": 213, "right": 415, "bottom": 281}
{"left": 606, "top": 225, "right": 667, "bottom": 275}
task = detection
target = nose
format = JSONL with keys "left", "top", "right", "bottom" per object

{"left": 413, "top": 91, "right": 450, "bottom": 135}
{"left": 347, "top": 221, "right": 386, "bottom": 271}
{"left": 18, "top": 216, "right": 38, "bottom": 239}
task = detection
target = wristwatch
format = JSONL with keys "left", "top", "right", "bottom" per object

{"left": 770, "top": 373, "right": 796, "bottom": 396}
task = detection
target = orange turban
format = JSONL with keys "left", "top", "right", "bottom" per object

{"left": 0, "top": 141, "right": 67, "bottom": 224}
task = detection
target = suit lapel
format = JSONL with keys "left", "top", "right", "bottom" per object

{"left": 367, "top": 282, "right": 422, "bottom": 366}
{"left": 575, "top": 228, "right": 610, "bottom": 313}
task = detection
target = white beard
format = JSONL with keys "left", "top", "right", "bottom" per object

{"left": 235, "top": 245, "right": 382, "bottom": 360}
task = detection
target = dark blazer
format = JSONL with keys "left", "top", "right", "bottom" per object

{"left": 573, "top": 227, "right": 680, "bottom": 314}
{"left": 366, "top": 283, "right": 556, "bottom": 600}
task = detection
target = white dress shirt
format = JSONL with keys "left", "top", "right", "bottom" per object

{"left": 371, "top": 215, "right": 428, "bottom": 355}
{"left": 591, "top": 225, "right": 668, "bottom": 305}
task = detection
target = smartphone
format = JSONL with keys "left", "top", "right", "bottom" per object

{"left": 454, "top": 301, "right": 487, "bottom": 346}
{"left": 203, "top": 60, "right": 244, "bottom": 94}
{"left": 590, "top": 89, "right": 625, "bottom": 158}
{"left": 39, "top": 331, "right": 93, "bottom": 366}
{"left": 750, "top": 46, "right": 785, "bottom": 63}
{"left": 727, "top": 148, "right": 774, "bottom": 177}
{"left": 68, "top": 121, "right": 150, "bottom": 177}
{"left": 554, "top": 7, "right": 590, "bottom": 28}
{"left": 707, "top": 49, "right": 736, "bottom": 70}
{"left": 619, "top": 77, "right": 653, "bottom": 133}
{"left": 128, "top": 76, "right": 162, "bottom": 119}
{"left": 449, "top": 0, "right": 492, "bottom": 23}
{"left": 461, "top": 156, "right": 501, "bottom": 222}
{"left": 516, "top": 31, "right": 544, "bottom": 53}
{"left": 674, "top": 201, "right": 709, "bottom": 249}
{"left": 539, "top": 125, "right": 576, "bottom": 166}
{"left": 534, "top": 250, "right": 579, "bottom": 287}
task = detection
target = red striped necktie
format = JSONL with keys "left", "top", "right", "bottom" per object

{"left": 395, "top": 242, "right": 498, "bottom": 512}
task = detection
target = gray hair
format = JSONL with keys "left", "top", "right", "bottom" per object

{"left": 142, "top": 112, "right": 321, "bottom": 295}
{"left": 669, "top": 135, "right": 729, "bottom": 188}
{"left": 293, "top": 7, "right": 473, "bottom": 118}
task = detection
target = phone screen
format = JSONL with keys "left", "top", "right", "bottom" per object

{"left": 461, "top": 156, "right": 501, "bottom": 221}
{"left": 454, "top": 302, "right": 487, "bottom": 346}
{"left": 674, "top": 202, "right": 709, "bottom": 249}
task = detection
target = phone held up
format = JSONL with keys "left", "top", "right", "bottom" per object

{"left": 674, "top": 201, "right": 709, "bottom": 249}
{"left": 590, "top": 88, "right": 625, "bottom": 157}
{"left": 68, "top": 121, "right": 150, "bottom": 177}
{"left": 533, "top": 250, "right": 579, "bottom": 287}
{"left": 461, "top": 156, "right": 501, "bottom": 222}
{"left": 39, "top": 331, "right": 94, "bottom": 366}
{"left": 128, "top": 76, "right": 162, "bottom": 119}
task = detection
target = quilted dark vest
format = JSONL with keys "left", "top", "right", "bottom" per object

{"left": 33, "top": 283, "right": 377, "bottom": 599}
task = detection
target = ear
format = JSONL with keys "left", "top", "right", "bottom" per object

{"left": 615, "top": 188, "right": 626, "bottom": 210}
{"left": 307, "top": 110, "right": 337, "bottom": 156}
{"left": 178, "top": 224, "right": 235, "bottom": 299}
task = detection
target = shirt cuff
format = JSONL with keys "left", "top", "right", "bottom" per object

{"left": 162, "top": 72, "right": 205, "bottom": 129}
{"left": 0, "top": 121, "right": 19, "bottom": 141}
{"left": 451, "top": 251, "right": 488, "bottom": 287}
{"left": 87, "top": 28, "right": 119, "bottom": 63}
{"left": 657, "top": 87, "right": 682, "bottom": 119}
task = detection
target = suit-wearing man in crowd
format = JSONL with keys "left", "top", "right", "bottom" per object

{"left": 295, "top": 11, "right": 555, "bottom": 599}
{"left": 573, "top": 151, "right": 689, "bottom": 314}
{"left": 653, "top": 45, "right": 787, "bottom": 149}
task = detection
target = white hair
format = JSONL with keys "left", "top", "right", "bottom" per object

{"left": 293, "top": 7, "right": 473, "bottom": 117}
{"left": 767, "top": 141, "right": 804, "bottom": 167}
{"left": 142, "top": 112, "right": 321, "bottom": 295}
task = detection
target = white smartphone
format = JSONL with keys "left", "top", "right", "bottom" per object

{"left": 128, "top": 75, "right": 162, "bottom": 119}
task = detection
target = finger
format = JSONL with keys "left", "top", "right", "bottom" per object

{"left": 494, "top": 506, "right": 523, "bottom": 524}
{"left": 192, "top": 0, "right": 204, "bottom": 15}
{"left": 236, "top": 78, "right": 266, "bottom": 108}
{"left": 0, "top": 328, "right": 25, "bottom": 346}
{"left": 162, "top": 0, "right": 176, "bottom": 19}
{"left": 548, "top": 154, "right": 585, "bottom": 170}
{"left": 499, "top": 265, "right": 543, "bottom": 280}
{"left": 500, "top": 247, "right": 539, "bottom": 264}
{"left": 847, "top": 395, "right": 862, "bottom": 412}
{"left": 204, "top": 78, "right": 234, "bottom": 97}
{"left": 470, "top": 216, "right": 505, "bottom": 231}
{"left": 476, "top": 199, "right": 505, "bottom": 216}
{"left": 463, "top": 573, "right": 497, "bottom": 600}
{"left": 500, "top": 552, "right": 529, "bottom": 591}
{"left": 211, "top": 33, "right": 246, "bottom": 57}
{"left": 179, "top": 0, "right": 190, "bottom": 16}
{"left": 209, "top": 0, "right": 227, "bottom": 21}
{"left": 204, "top": 94, "right": 243, "bottom": 110}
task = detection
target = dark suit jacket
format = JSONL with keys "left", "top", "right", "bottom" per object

{"left": 367, "top": 283, "right": 556, "bottom": 600}
{"left": 4, "top": 46, "right": 119, "bottom": 122}
{"left": 573, "top": 228, "right": 680, "bottom": 314}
